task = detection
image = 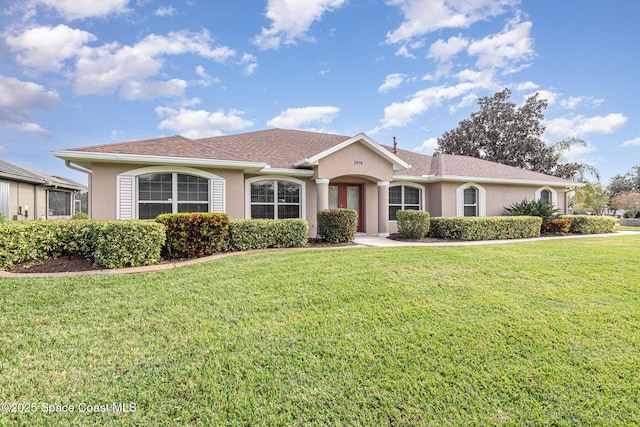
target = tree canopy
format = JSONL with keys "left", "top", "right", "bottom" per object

{"left": 606, "top": 166, "right": 640, "bottom": 197}
{"left": 435, "top": 88, "right": 595, "bottom": 180}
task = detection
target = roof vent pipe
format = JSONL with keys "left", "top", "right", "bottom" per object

{"left": 393, "top": 136, "right": 397, "bottom": 154}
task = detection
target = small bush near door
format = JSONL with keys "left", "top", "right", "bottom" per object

{"left": 317, "top": 208, "right": 357, "bottom": 243}
{"left": 396, "top": 210, "right": 430, "bottom": 238}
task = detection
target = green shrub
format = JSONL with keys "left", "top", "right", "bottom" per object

{"left": 430, "top": 216, "right": 542, "bottom": 241}
{"left": 503, "top": 199, "right": 559, "bottom": 223}
{"left": 541, "top": 219, "right": 572, "bottom": 234}
{"left": 223, "top": 219, "right": 309, "bottom": 252}
{"left": 396, "top": 210, "right": 430, "bottom": 238}
{"left": 317, "top": 208, "right": 357, "bottom": 244}
{"left": 0, "top": 220, "right": 166, "bottom": 270}
{"left": 560, "top": 215, "right": 616, "bottom": 234}
{"left": 157, "top": 212, "right": 229, "bottom": 259}
{"left": 71, "top": 212, "right": 89, "bottom": 220}
{"left": 92, "top": 221, "right": 166, "bottom": 269}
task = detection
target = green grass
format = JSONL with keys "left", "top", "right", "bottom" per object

{"left": 1, "top": 235, "right": 639, "bottom": 426}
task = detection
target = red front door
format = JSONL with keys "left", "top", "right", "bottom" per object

{"left": 328, "top": 183, "right": 364, "bottom": 232}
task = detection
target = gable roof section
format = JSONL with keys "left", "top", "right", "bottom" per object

{"left": 294, "top": 133, "right": 410, "bottom": 171}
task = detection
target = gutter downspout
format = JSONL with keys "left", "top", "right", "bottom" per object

{"left": 65, "top": 161, "right": 92, "bottom": 219}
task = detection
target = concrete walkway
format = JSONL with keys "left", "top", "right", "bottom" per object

{"left": 354, "top": 230, "right": 640, "bottom": 247}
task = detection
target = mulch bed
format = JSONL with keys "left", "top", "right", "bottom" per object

{"left": 387, "top": 233, "right": 449, "bottom": 243}
{"left": 6, "top": 239, "right": 359, "bottom": 274}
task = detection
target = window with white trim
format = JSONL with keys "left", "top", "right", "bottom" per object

{"left": 456, "top": 183, "right": 486, "bottom": 217}
{"left": 138, "top": 173, "right": 210, "bottom": 219}
{"left": 389, "top": 185, "right": 422, "bottom": 220}
{"left": 463, "top": 187, "right": 478, "bottom": 216}
{"left": 535, "top": 186, "right": 558, "bottom": 208}
{"left": 250, "top": 180, "right": 302, "bottom": 219}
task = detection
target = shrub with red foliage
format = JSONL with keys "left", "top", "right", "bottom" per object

{"left": 541, "top": 219, "right": 572, "bottom": 235}
{"left": 157, "top": 212, "right": 229, "bottom": 259}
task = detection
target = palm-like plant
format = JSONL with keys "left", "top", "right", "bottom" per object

{"left": 503, "top": 199, "right": 560, "bottom": 223}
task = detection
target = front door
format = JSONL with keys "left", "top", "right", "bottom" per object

{"left": 328, "top": 183, "right": 364, "bottom": 232}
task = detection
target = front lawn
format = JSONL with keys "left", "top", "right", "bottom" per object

{"left": 1, "top": 235, "right": 639, "bottom": 425}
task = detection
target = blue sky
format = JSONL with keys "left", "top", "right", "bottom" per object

{"left": 1, "top": 0, "right": 638, "bottom": 185}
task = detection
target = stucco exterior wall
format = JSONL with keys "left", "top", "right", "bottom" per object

{"left": 90, "top": 163, "right": 246, "bottom": 220}
{"left": 317, "top": 142, "right": 393, "bottom": 182}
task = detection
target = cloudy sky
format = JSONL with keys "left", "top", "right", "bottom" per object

{"left": 1, "top": 0, "right": 638, "bottom": 185}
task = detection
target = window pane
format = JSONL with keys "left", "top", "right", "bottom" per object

{"left": 139, "top": 173, "right": 172, "bottom": 201}
{"left": 251, "top": 204, "right": 275, "bottom": 219}
{"left": 278, "top": 205, "right": 300, "bottom": 219}
{"left": 389, "top": 186, "right": 402, "bottom": 204}
{"left": 139, "top": 203, "right": 172, "bottom": 219}
{"left": 540, "top": 189, "right": 551, "bottom": 203}
{"left": 405, "top": 205, "right": 420, "bottom": 211}
{"left": 464, "top": 205, "right": 477, "bottom": 217}
{"left": 177, "top": 174, "right": 209, "bottom": 201}
{"left": 464, "top": 187, "right": 477, "bottom": 205}
{"left": 251, "top": 181, "right": 274, "bottom": 203}
{"left": 178, "top": 203, "right": 209, "bottom": 213}
{"left": 404, "top": 187, "right": 420, "bottom": 205}
{"left": 48, "top": 191, "right": 71, "bottom": 216}
{"left": 277, "top": 181, "right": 300, "bottom": 203}
{"left": 389, "top": 205, "right": 401, "bottom": 221}
{"left": 329, "top": 186, "right": 338, "bottom": 209}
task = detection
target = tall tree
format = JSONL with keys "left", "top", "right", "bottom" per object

{"left": 606, "top": 166, "right": 640, "bottom": 197}
{"left": 436, "top": 88, "right": 594, "bottom": 180}
{"left": 571, "top": 182, "right": 609, "bottom": 215}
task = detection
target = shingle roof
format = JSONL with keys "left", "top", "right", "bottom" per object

{"left": 0, "top": 159, "right": 85, "bottom": 189}
{"left": 62, "top": 128, "right": 576, "bottom": 185}
{"left": 389, "top": 147, "right": 573, "bottom": 184}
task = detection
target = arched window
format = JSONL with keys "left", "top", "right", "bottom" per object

{"left": 246, "top": 177, "right": 305, "bottom": 219}
{"left": 389, "top": 184, "right": 424, "bottom": 220}
{"left": 456, "top": 183, "right": 486, "bottom": 217}
{"left": 535, "top": 186, "right": 557, "bottom": 207}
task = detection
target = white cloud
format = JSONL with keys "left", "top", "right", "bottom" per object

{"left": 155, "top": 6, "right": 176, "bottom": 16}
{"left": 546, "top": 113, "right": 628, "bottom": 138}
{"left": 413, "top": 137, "right": 438, "bottom": 154}
{"left": 395, "top": 45, "right": 416, "bottom": 59}
{"left": 514, "top": 81, "right": 538, "bottom": 91}
{"left": 0, "top": 75, "right": 58, "bottom": 136}
{"left": 33, "top": 0, "right": 130, "bottom": 20}
{"left": 526, "top": 89, "right": 558, "bottom": 106}
{"left": 374, "top": 80, "right": 492, "bottom": 131}
{"left": 267, "top": 106, "right": 340, "bottom": 128}
{"left": 467, "top": 20, "right": 534, "bottom": 71}
{"left": 378, "top": 73, "right": 407, "bottom": 93}
{"left": 194, "top": 65, "right": 220, "bottom": 86}
{"left": 2, "top": 122, "right": 51, "bottom": 137}
{"left": 621, "top": 137, "right": 640, "bottom": 147}
{"left": 6, "top": 24, "right": 96, "bottom": 73}
{"left": 119, "top": 79, "right": 187, "bottom": 100}
{"left": 386, "top": 0, "right": 516, "bottom": 44}
{"left": 253, "top": 0, "right": 347, "bottom": 50}
{"left": 156, "top": 106, "right": 254, "bottom": 138}
{"left": 428, "top": 36, "right": 469, "bottom": 62}
{"left": 74, "top": 30, "right": 236, "bottom": 99}
{"left": 239, "top": 53, "right": 258, "bottom": 76}
{"left": 559, "top": 96, "right": 584, "bottom": 110}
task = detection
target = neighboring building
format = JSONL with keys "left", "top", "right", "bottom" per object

{"left": 0, "top": 159, "right": 87, "bottom": 220}
{"left": 53, "top": 128, "right": 579, "bottom": 236}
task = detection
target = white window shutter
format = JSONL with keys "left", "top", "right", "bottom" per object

{"left": 456, "top": 186, "right": 464, "bottom": 217}
{"left": 211, "top": 179, "right": 225, "bottom": 212}
{"left": 478, "top": 187, "right": 486, "bottom": 217}
{"left": 117, "top": 176, "right": 135, "bottom": 219}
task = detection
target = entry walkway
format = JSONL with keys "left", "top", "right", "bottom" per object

{"left": 354, "top": 230, "right": 640, "bottom": 247}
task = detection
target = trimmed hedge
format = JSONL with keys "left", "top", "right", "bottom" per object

{"left": 157, "top": 212, "right": 229, "bottom": 259}
{"left": 541, "top": 219, "right": 572, "bottom": 235}
{"left": 560, "top": 215, "right": 616, "bottom": 234}
{"left": 396, "top": 210, "right": 430, "bottom": 238}
{"left": 223, "top": 219, "right": 309, "bottom": 252}
{"left": 430, "top": 216, "right": 542, "bottom": 241}
{"left": 317, "top": 208, "right": 358, "bottom": 244}
{"left": 0, "top": 220, "right": 166, "bottom": 269}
